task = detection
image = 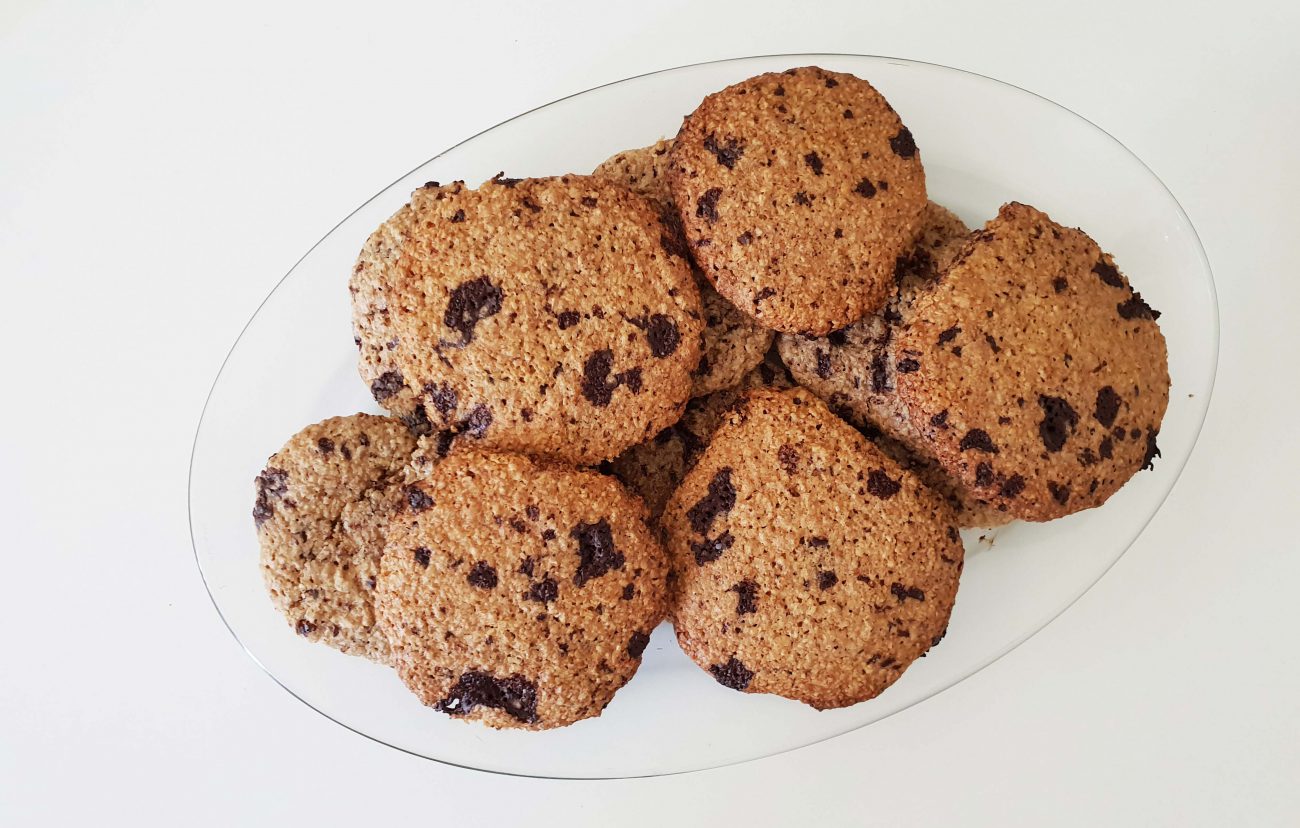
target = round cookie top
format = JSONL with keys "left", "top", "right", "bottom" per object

{"left": 254, "top": 413, "right": 417, "bottom": 662}
{"left": 350, "top": 174, "right": 703, "bottom": 465}
{"left": 895, "top": 202, "right": 1170, "bottom": 521}
{"left": 668, "top": 66, "right": 927, "bottom": 335}
{"left": 777, "top": 202, "right": 1008, "bottom": 527}
{"left": 659, "top": 387, "right": 963, "bottom": 710}
{"left": 611, "top": 348, "right": 793, "bottom": 522}
{"left": 594, "top": 140, "right": 774, "bottom": 396}
{"left": 376, "top": 450, "right": 669, "bottom": 730}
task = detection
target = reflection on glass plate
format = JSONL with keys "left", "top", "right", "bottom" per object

{"left": 190, "top": 54, "right": 1218, "bottom": 778}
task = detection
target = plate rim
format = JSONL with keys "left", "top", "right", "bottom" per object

{"left": 188, "top": 51, "right": 1221, "bottom": 780}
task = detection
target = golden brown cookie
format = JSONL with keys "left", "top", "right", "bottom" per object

{"left": 375, "top": 450, "right": 669, "bottom": 730}
{"left": 610, "top": 348, "right": 793, "bottom": 522}
{"left": 660, "top": 388, "right": 963, "bottom": 710}
{"left": 895, "top": 202, "right": 1170, "bottom": 521}
{"left": 777, "top": 202, "right": 1007, "bottom": 527}
{"left": 668, "top": 66, "right": 927, "bottom": 335}
{"left": 594, "top": 141, "right": 773, "bottom": 396}
{"left": 254, "top": 414, "right": 417, "bottom": 662}
{"left": 350, "top": 175, "right": 703, "bottom": 464}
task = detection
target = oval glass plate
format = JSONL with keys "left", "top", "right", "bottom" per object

{"left": 191, "top": 54, "right": 1217, "bottom": 778}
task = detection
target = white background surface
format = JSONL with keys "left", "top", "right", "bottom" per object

{"left": 2, "top": 1, "right": 1296, "bottom": 824}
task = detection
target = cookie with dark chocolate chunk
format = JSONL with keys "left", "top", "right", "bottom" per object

{"left": 376, "top": 449, "right": 668, "bottom": 730}
{"left": 255, "top": 413, "right": 417, "bottom": 663}
{"left": 660, "top": 387, "right": 962, "bottom": 709}
{"left": 893, "top": 202, "right": 1170, "bottom": 520}
{"left": 594, "top": 139, "right": 773, "bottom": 397}
{"left": 350, "top": 175, "right": 703, "bottom": 464}
{"left": 668, "top": 66, "right": 927, "bottom": 335}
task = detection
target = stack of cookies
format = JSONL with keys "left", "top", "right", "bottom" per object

{"left": 253, "top": 66, "right": 1170, "bottom": 729}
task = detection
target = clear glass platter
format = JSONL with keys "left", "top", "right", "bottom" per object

{"left": 190, "top": 54, "right": 1218, "bottom": 778}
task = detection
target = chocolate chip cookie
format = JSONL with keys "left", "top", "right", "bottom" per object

{"left": 350, "top": 175, "right": 703, "bottom": 464}
{"left": 375, "top": 449, "right": 669, "bottom": 730}
{"left": 610, "top": 348, "right": 793, "bottom": 521}
{"left": 594, "top": 140, "right": 773, "bottom": 396}
{"left": 660, "top": 387, "right": 963, "bottom": 709}
{"left": 894, "top": 202, "right": 1170, "bottom": 521}
{"left": 255, "top": 413, "right": 417, "bottom": 662}
{"left": 668, "top": 66, "right": 927, "bottom": 335}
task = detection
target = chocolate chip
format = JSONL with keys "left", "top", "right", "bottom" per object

{"left": 771, "top": 444, "right": 799, "bottom": 476}
{"left": 401, "top": 405, "right": 434, "bottom": 437}
{"left": 930, "top": 410, "right": 949, "bottom": 429}
{"left": 1079, "top": 448, "right": 1098, "bottom": 467}
{"left": 423, "top": 382, "right": 458, "bottom": 417}
{"left": 444, "top": 276, "right": 504, "bottom": 345}
{"left": 490, "top": 173, "right": 522, "bottom": 188}
{"left": 834, "top": 227, "right": 844, "bottom": 238}
{"left": 525, "top": 505, "right": 540, "bottom": 521}
{"left": 999, "top": 474, "right": 1026, "bottom": 498}
{"left": 896, "top": 358, "right": 920, "bottom": 373}
{"left": 1099, "top": 437, "right": 1114, "bottom": 460}
{"left": 518, "top": 557, "right": 535, "bottom": 577}
{"left": 827, "top": 328, "right": 849, "bottom": 347}
{"left": 509, "top": 518, "right": 528, "bottom": 534}
{"left": 541, "top": 528, "right": 556, "bottom": 542}
{"left": 687, "top": 468, "right": 735, "bottom": 534}
{"left": 960, "top": 429, "right": 998, "bottom": 453}
{"left": 313, "top": 437, "right": 334, "bottom": 455}
{"left": 296, "top": 619, "right": 315, "bottom": 636}
{"left": 580, "top": 350, "right": 617, "bottom": 407}
{"left": 890, "top": 582, "right": 925, "bottom": 603}
{"left": 709, "top": 657, "right": 754, "bottom": 691}
{"left": 871, "top": 353, "right": 889, "bottom": 393}
{"left": 692, "top": 531, "right": 733, "bottom": 565}
{"left": 975, "top": 462, "right": 994, "bottom": 487}
{"left": 620, "top": 583, "right": 636, "bottom": 601}
{"left": 571, "top": 519, "right": 624, "bottom": 587}
{"left": 556, "top": 310, "right": 580, "bottom": 330}
{"left": 644, "top": 314, "right": 681, "bottom": 357}
{"left": 435, "top": 671, "right": 537, "bottom": 724}
{"left": 413, "top": 546, "right": 431, "bottom": 568}
{"left": 937, "top": 326, "right": 961, "bottom": 345}
{"left": 866, "top": 469, "right": 902, "bottom": 499}
{"left": 626, "top": 631, "right": 651, "bottom": 660}
{"left": 731, "top": 580, "right": 759, "bottom": 614}
{"left": 947, "top": 526, "right": 960, "bottom": 543}
{"left": 460, "top": 404, "right": 492, "bottom": 438}
{"left": 803, "top": 151, "right": 824, "bottom": 175}
{"left": 854, "top": 178, "right": 877, "bottom": 198}
{"left": 1038, "top": 395, "right": 1080, "bottom": 452}
{"left": 695, "top": 187, "right": 723, "bottom": 224}
{"left": 889, "top": 127, "right": 917, "bottom": 158}
{"left": 1094, "top": 386, "right": 1122, "bottom": 428}
{"left": 985, "top": 334, "right": 1001, "bottom": 353}
{"left": 431, "top": 429, "right": 455, "bottom": 457}
{"left": 1142, "top": 429, "right": 1161, "bottom": 470}
{"left": 616, "top": 368, "right": 642, "bottom": 393}
{"left": 449, "top": 209, "right": 466, "bottom": 223}
{"left": 793, "top": 191, "right": 812, "bottom": 206}
{"left": 773, "top": 84, "right": 785, "bottom": 96}
{"left": 818, "top": 570, "right": 838, "bottom": 590}
{"left": 1092, "top": 259, "right": 1124, "bottom": 288}
{"left": 824, "top": 76, "right": 839, "bottom": 88}
{"left": 253, "top": 467, "right": 289, "bottom": 527}
{"left": 738, "top": 231, "right": 753, "bottom": 245}
{"left": 1117, "top": 292, "right": 1161, "bottom": 320}
{"left": 405, "top": 485, "right": 434, "bottom": 512}
{"left": 526, "top": 577, "right": 558, "bottom": 603}
{"left": 370, "top": 370, "right": 405, "bottom": 402}
{"left": 815, "top": 349, "right": 832, "bottom": 379}
{"left": 467, "top": 561, "right": 498, "bottom": 589}
{"left": 1048, "top": 481, "right": 1071, "bottom": 505}
{"left": 843, "top": 109, "right": 854, "bottom": 119}
{"left": 1053, "top": 276, "right": 1069, "bottom": 293}
{"left": 703, "top": 133, "right": 744, "bottom": 169}
{"left": 753, "top": 287, "right": 776, "bottom": 304}
{"left": 806, "top": 536, "right": 830, "bottom": 548}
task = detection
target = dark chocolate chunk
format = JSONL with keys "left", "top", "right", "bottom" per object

{"left": 1053, "top": 276, "right": 1069, "bottom": 293}
{"left": 817, "top": 570, "right": 838, "bottom": 590}
{"left": 1142, "top": 429, "right": 1161, "bottom": 470}
{"left": 866, "top": 469, "right": 901, "bottom": 499}
{"left": 691, "top": 531, "right": 733, "bottom": 566}
{"left": 889, "top": 127, "right": 917, "bottom": 158}
{"left": 644, "top": 314, "right": 681, "bottom": 358}
{"left": 424, "top": 382, "right": 458, "bottom": 416}
{"left": 1094, "top": 386, "right": 1122, "bottom": 428}
{"left": 803, "top": 151, "right": 824, "bottom": 176}
{"left": 580, "top": 349, "right": 617, "bottom": 407}
{"left": 696, "top": 187, "right": 722, "bottom": 223}
{"left": 460, "top": 404, "right": 492, "bottom": 438}
{"left": 621, "top": 583, "right": 635, "bottom": 601}
{"left": 854, "top": 178, "right": 877, "bottom": 198}
{"left": 1048, "top": 481, "right": 1071, "bottom": 505}
{"left": 435, "top": 671, "right": 537, "bottom": 724}
{"left": 1117, "top": 291, "right": 1161, "bottom": 320}
{"left": 1038, "top": 395, "right": 1080, "bottom": 452}
{"left": 709, "top": 657, "right": 754, "bottom": 691}
{"left": 960, "top": 429, "right": 999, "bottom": 453}
{"left": 296, "top": 619, "right": 315, "bottom": 636}
{"left": 405, "top": 485, "right": 434, "bottom": 512}
{"left": 449, "top": 208, "right": 466, "bottom": 223}
{"left": 896, "top": 358, "right": 920, "bottom": 373}
{"left": 687, "top": 468, "right": 736, "bottom": 534}
{"left": 937, "top": 326, "right": 961, "bottom": 345}
{"left": 370, "top": 370, "right": 405, "bottom": 402}
{"left": 815, "top": 349, "right": 832, "bottom": 379}
{"left": 570, "top": 519, "right": 624, "bottom": 587}
{"left": 1099, "top": 437, "right": 1114, "bottom": 460}
{"left": 890, "top": 582, "right": 925, "bottom": 603}
{"left": 253, "top": 467, "right": 289, "bottom": 527}
{"left": 777, "top": 444, "right": 799, "bottom": 475}
{"left": 556, "top": 310, "right": 581, "bottom": 330}
{"left": 1092, "top": 259, "right": 1124, "bottom": 288}
{"left": 467, "top": 561, "right": 498, "bottom": 589}
{"left": 413, "top": 546, "right": 432, "bottom": 568}
{"left": 999, "top": 474, "right": 1026, "bottom": 498}
{"left": 627, "top": 631, "right": 651, "bottom": 660}
{"left": 443, "top": 276, "right": 503, "bottom": 345}
{"left": 975, "top": 461, "right": 994, "bottom": 487}
{"left": 526, "top": 577, "right": 558, "bottom": 604}
{"left": 703, "top": 133, "right": 745, "bottom": 169}
{"left": 731, "top": 579, "right": 759, "bottom": 614}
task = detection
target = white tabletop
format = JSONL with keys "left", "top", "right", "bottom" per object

{"left": 3, "top": 1, "right": 1297, "bottom": 824}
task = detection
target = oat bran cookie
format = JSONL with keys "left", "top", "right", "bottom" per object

{"left": 594, "top": 140, "right": 773, "bottom": 396}
{"left": 350, "top": 175, "right": 703, "bottom": 464}
{"left": 894, "top": 202, "right": 1170, "bottom": 521}
{"left": 255, "top": 413, "right": 417, "bottom": 662}
{"left": 668, "top": 66, "right": 927, "bottom": 335}
{"left": 778, "top": 202, "right": 1007, "bottom": 527}
{"left": 376, "top": 450, "right": 668, "bottom": 730}
{"left": 610, "top": 348, "right": 793, "bottom": 521}
{"left": 660, "top": 387, "right": 963, "bottom": 709}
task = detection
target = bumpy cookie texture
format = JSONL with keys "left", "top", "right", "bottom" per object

{"left": 660, "top": 388, "right": 963, "bottom": 709}
{"left": 594, "top": 140, "right": 773, "bottom": 396}
{"left": 778, "top": 202, "right": 1007, "bottom": 527}
{"left": 895, "top": 202, "right": 1170, "bottom": 521}
{"left": 376, "top": 450, "right": 669, "bottom": 730}
{"left": 611, "top": 348, "right": 794, "bottom": 521}
{"left": 350, "top": 175, "right": 703, "bottom": 464}
{"left": 255, "top": 414, "right": 417, "bottom": 662}
{"left": 668, "top": 66, "right": 927, "bottom": 335}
